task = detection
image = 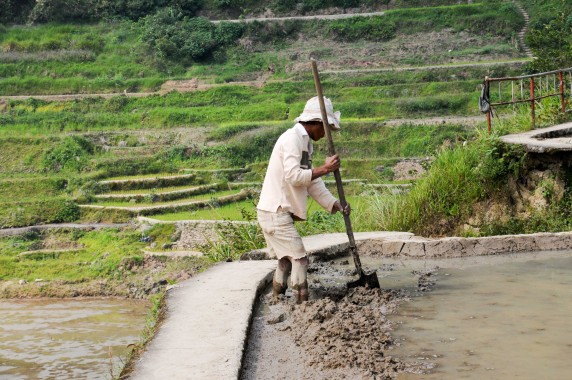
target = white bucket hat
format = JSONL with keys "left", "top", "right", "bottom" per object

{"left": 295, "top": 96, "right": 341, "bottom": 130}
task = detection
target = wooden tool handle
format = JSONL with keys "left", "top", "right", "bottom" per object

{"left": 310, "top": 59, "right": 362, "bottom": 274}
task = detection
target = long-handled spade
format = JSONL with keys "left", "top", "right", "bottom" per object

{"left": 311, "top": 59, "right": 381, "bottom": 289}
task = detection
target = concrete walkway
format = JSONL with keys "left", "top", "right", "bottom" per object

{"left": 129, "top": 260, "right": 276, "bottom": 380}
{"left": 501, "top": 122, "right": 572, "bottom": 153}
{"left": 128, "top": 231, "right": 405, "bottom": 380}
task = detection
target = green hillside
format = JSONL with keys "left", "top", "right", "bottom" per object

{"left": 0, "top": 0, "right": 570, "bottom": 231}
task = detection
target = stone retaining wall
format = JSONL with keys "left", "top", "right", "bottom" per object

{"left": 357, "top": 231, "right": 572, "bottom": 258}
{"left": 175, "top": 220, "right": 255, "bottom": 250}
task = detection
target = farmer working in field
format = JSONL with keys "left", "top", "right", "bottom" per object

{"left": 257, "top": 96, "right": 351, "bottom": 304}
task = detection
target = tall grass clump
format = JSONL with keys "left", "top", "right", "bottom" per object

{"left": 370, "top": 130, "right": 526, "bottom": 236}
{"left": 200, "top": 206, "right": 266, "bottom": 262}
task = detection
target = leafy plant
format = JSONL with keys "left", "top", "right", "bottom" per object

{"left": 295, "top": 210, "right": 345, "bottom": 236}
{"left": 372, "top": 131, "right": 527, "bottom": 237}
{"left": 42, "top": 136, "right": 95, "bottom": 173}
{"left": 201, "top": 206, "right": 265, "bottom": 261}
{"left": 139, "top": 10, "right": 244, "bottom": 64}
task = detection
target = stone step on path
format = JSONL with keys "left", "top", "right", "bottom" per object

{"left": 94, "top": 183, "right": 224, "bottom": 202}
{"left": 512, "top": 0, "right": 534, "bottom": 58}
{"left": 80, "top": 190, "right": 249, "bottom": 215}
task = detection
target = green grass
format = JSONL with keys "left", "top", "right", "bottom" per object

{"left": 103, "top": 184, "right": 213, "bottom": 196}
{"left": 367, "top": 127, "right": 531, "bottom": 236}
{"left": 0, "top": 228, "right": 144, "bottom": 281}
{"left": 150, "top": 194, "right": 369, "bottom": 225}
{"left": 384, "top": 2, "right": 523, "bottom": 37}
{"left": 0, "top": 22, "right": 165, "bottom": 95}
{"left": 92, "top": 189, "right": 239, "bottom": 207}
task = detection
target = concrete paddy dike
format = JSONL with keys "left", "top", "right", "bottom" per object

{"left": 128, "top": 230, "right": 572, "bottom": 379}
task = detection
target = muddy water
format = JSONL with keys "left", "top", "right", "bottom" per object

{"left": 242, "top": 250, "right": 572, "bottom": 379}
{"left": 0, "top": 298, "right": 149, "bottom": 380}
{"left": 386, "top": 251, "right": 572, "bottom": 379}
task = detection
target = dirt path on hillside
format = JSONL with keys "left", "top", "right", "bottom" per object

{"left": 211, "top": 11, "right": 385, "bottom": 23}
{"left": 383, "top": 115, "right": 485, "bottom": 126}
{"left": 0, "top": 223, "right": 128, "bottom": 237}
{"left": 321, "top": 59, "right": 532, "bottom": 74}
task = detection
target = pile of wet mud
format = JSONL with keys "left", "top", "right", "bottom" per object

{"left": 242, "top": 286, "right": 412, "bottom": 379}
{"left": 288, "top": 288, "right": 408, "bottom": 378}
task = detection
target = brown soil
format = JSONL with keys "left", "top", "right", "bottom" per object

{"left": 242, "top": 285, "right": 413, "bottom": 379}
{"left": 392, "top": 161, "right": 426, "bottom": 181}
{"left": 284, "top": 29, "right": 524, "bottom": 75}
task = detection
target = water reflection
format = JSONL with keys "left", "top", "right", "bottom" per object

{"left": 0, "top": 298, "right": 149, "bottom": 380}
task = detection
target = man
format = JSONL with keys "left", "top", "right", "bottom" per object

{"left": 257, "top": 96, "right": 350, "bottom": 304}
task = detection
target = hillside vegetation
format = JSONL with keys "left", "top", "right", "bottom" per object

{"left": 0, "top": 0, "right": 571, "bottom": 264}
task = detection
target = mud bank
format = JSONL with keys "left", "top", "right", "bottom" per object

{"left": 242, "top": 283, "right": 418, "bottom": 379}
{"left": 0, "top": 256, "right": 205, "bottom": 299}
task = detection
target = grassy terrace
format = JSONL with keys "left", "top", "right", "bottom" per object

{"left": 0, "top": 0, "right": 530, "bottom": 229}
{"left": 0, "top": 1, "right": 522, "bottom": 94}
{"left": 89, "top": 189, "right": 239, "bottom": 207}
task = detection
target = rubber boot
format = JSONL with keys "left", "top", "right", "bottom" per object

{"left": 272, "top": 257, "right": 291, "bottom": 298}
{"left": 272, "top": 279, "right": 287, "bottom": 297}
{"left": 292, "top": 282, "right": 309, "bottom": 304}
{"left": 291, "top": 256, "right": 309, "bottom": 304}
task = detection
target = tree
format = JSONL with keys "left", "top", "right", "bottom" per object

{"left": 0, "top": 0, "right": 35, "bottom": 24}
{"left": 140, "top": 9, "right": 244, "bottom": 64}
{"left": 28, "top": 0, "right": 98, "bottom": 23}
{"left": 526, "top": 10, "right": 572, "bottom": 72}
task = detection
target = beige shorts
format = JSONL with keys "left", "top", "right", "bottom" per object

{"left": 257, "top": 208, "right": 306, "bottom": 260}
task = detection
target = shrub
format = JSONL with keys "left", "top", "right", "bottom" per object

{"left": 104, "top": 95, "right": 130, "bottom": 112}
{"left": 42, "top": 136, "right": 95, "bottom": 173}
{"left": 140, "top": 10, "right": 244, "bottom": 64}
{"left": 0, "top": 198, "right": 80, "bottom": 227}
{"left": 243, "top": 20, "right": 301, "bottom": 44}
{"left": 1, "top": 0, "right": 36, "bottom": 24}
{"left": 526, "top": 11, "right": 572, "bottom": 72}
{"left": 28, "top": 0, "right": 99, "bottom": 23}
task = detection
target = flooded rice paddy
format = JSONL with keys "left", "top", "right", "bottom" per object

{"left": 0, "top": 298, "right": 149, "bottom": 380}
{"left": 387, "top": 251, "right": 572, "bottom": 379}
{"left": 243, "top": 250, "right": 572, "bottom": 379}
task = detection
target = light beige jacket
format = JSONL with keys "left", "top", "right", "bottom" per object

{"left": 257, "top": 123, "right": 337, "bottom": 220}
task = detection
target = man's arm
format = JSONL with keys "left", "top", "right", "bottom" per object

{"left": 311, "top": 154, "right": 340, "bottom": 180}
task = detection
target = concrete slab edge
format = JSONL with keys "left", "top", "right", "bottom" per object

{"left": 243, "top": 231, "right": 572, "bottom": 261}
{"left": 237, "top": 267, "right": 275, "bottom": 378}
{"left": 356, "top": 231, "right": 572, "bottom": 259}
